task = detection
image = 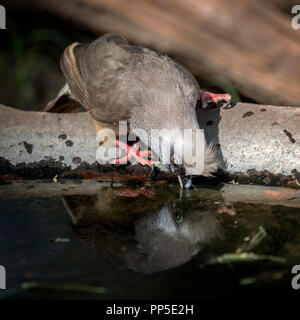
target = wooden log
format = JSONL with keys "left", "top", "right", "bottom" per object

{"left": 0, "top": 103, "right": 299, "bottom": 187}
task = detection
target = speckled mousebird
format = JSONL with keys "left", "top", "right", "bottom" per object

{"left": 49, "top": 34, "right": 231, "bottom": 188}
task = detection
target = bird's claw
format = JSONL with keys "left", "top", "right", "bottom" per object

{"left": 111, "top": 140, "right": 153, "bottom": 166}
{"left": 199, "top": 91, "right": 231, "bottom": 109}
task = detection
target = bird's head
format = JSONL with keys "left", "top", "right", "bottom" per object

{"left": 152, "top": 124, "right": 216, "bottom": 189}
{"left": 133, "top": 117, "right": 218, "bottom": 189}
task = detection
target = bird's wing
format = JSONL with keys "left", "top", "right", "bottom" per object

{"left": 60, "top": 34, "right": 135, "bottom": 125}
{"left": 61, "top": 34, "right": 201, "bottom": 129}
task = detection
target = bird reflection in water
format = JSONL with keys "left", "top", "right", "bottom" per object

{"left": 62, "top": 187, "right": 223, "bottom": 273}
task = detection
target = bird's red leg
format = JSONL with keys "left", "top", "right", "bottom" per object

{"left": 111, "top": 140, "right": 153, "bottom": 166}
{"left": 199, "top": 91, "right": 231, "bottom": 109}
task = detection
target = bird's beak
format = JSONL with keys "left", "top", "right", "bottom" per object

{"left": 168, "top": 163, "right": 192, "bottom": 190}
{"left": 177, "top": 173, "right": 193, "bottom": 190}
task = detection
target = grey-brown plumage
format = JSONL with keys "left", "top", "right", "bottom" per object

{"left": 56, "top": 34, "right": 218, "bottom": 183}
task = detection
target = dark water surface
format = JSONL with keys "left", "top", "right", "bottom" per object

{"left": 0, "top": 181, "right": 300, "bottom": 299}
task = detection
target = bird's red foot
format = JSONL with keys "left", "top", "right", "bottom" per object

{"left": 111, "top": 140, "right": 153, "bottom": 166}
{"left": 199, "top": 91, "right": 231, "bottom": 109}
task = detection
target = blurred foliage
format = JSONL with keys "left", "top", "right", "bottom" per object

{"left": 0, "top": 21, "right": 72, "bottom": 110}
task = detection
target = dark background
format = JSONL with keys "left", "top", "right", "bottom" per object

{"left": 1, "top": 0, "right": 300, "bottom": 111}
